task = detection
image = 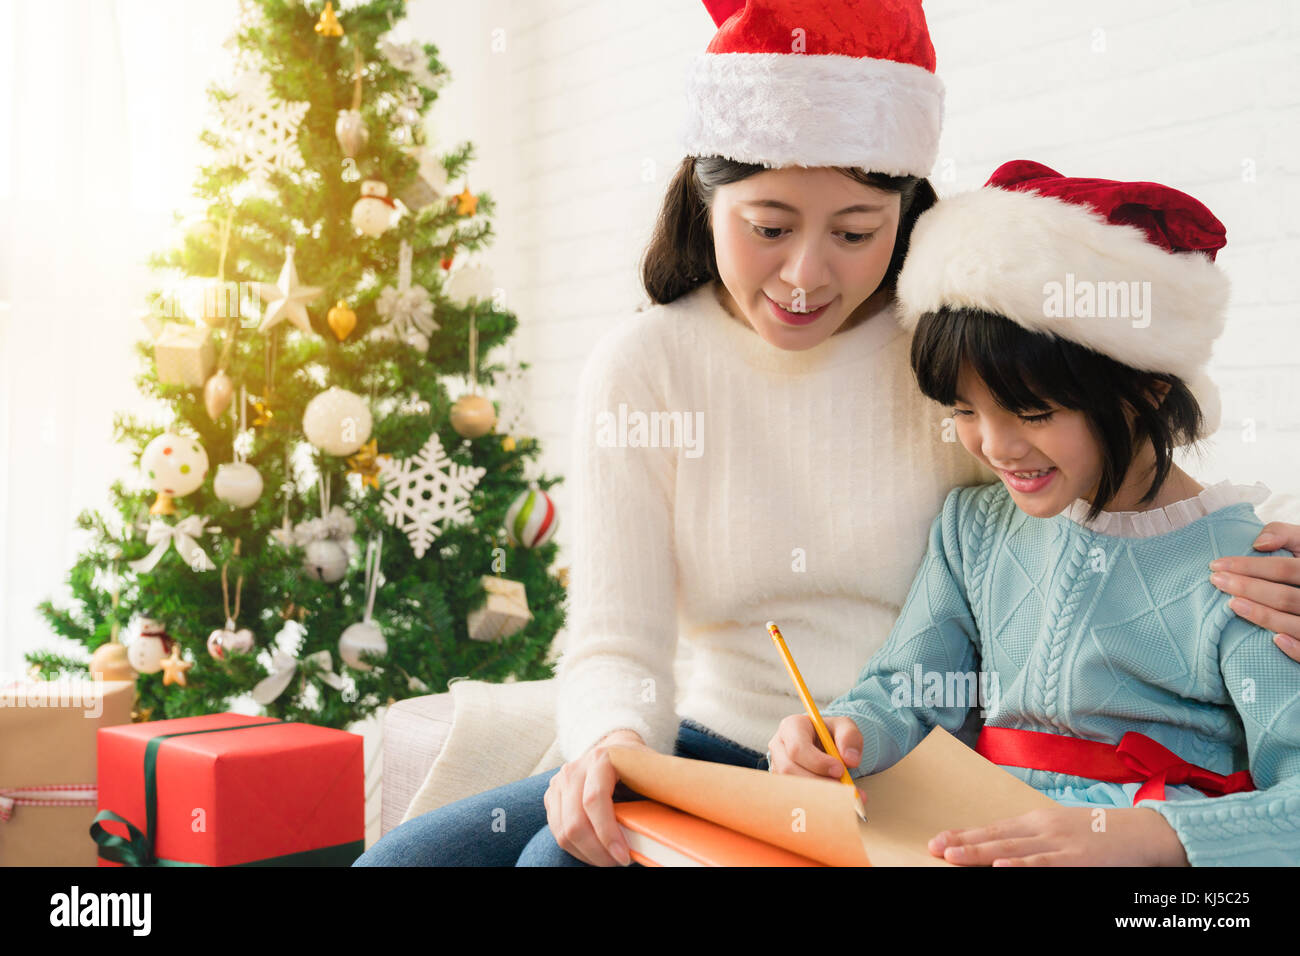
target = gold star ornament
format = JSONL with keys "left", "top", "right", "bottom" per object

{"left": 346, "top": 438, "right": 390, "bottom": 489}
{"left": 452, "top": 187, "right": 478, "bottom": 217}
{"left": 160, "top": 644, "right": 194, "bottom": 687}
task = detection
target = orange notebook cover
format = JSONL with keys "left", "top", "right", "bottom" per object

{"left": 607, "top": 725, "right": 1060, "bottom": 866}
{"left": 615, "top": 801, "right": 825, "bottom": 866}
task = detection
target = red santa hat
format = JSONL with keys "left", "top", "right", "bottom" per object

{"left": 681, "top": 0, "right": 943, "bottom": 175}
{"left": 896, "top": 160, "right": 1230, "bottom": 437}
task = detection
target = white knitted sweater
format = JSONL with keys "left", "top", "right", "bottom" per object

{"left": 554, "top": 281, "right": 995, "bottom": 760}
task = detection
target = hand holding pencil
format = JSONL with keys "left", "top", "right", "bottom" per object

{"left": 765, "top": 621, "right": 865, "bottom": 786}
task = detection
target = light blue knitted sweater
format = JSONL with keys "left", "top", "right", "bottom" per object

{"left": 823, "top": 480, "right": 1300, "bottom": 866}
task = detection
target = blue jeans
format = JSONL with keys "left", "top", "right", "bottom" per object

{"left": 354, "top": 717, "right": 768, "bottom": 866}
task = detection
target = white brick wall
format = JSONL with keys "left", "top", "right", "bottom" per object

{"left": 409, "top": 0, "right": 1300, "bottom": 612}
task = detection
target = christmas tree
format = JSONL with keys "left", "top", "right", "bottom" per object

{"left": 31, "top": 0, "right": 566, "bottom": 730}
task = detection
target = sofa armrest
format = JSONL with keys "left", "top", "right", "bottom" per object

{"left": 381, "top": 692, "right": 456, "bottom": 836}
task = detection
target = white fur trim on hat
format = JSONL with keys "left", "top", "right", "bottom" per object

{"left": 681, "top": 52, "right": 944, "bottom": 175}
{"left": 896, "top": 186, "right": 1230, "bottom": 383}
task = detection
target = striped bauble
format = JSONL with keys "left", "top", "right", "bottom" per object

{"left": 504, "top": 487, "right": 558, "bottom": 548}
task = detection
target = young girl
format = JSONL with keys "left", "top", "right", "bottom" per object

{"left": 769, "top": 160, "right": 1300, "bottom": 866}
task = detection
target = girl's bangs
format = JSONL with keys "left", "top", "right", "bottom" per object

{"left": 910, "top": 309, "right": 1086, "bottom": 414}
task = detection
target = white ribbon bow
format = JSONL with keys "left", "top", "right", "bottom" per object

{"left": 250, "top": 649, "right": 346, "bottom": 705}
{"left": 129, "top": 515, "right": 218, "bottom": 574}
{"left": 292, "top": 506, "right": 356, "bottom": 548}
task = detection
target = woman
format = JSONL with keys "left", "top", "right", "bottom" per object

{"left": 356, "top": 0, "right": 1300, "bottom": 868}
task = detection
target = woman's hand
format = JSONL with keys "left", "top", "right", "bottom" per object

{"left": 928, "top": 806, "right": 1189, "bottom": 866}
{"left": 544, "top": 728, "right": 651, "bottom": 867}
{"left": 1210, "top": 522, "right": 1300, "bottom": 660}
{"left": 767, "top": 714, "right": 863, "bottom": 779}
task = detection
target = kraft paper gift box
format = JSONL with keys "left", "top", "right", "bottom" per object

{"left": 0, "top": 679, "right": 135, "bottom": 867}
{"left": 154, "top": 321, "right": 215, "bottom": 388}
{"left": 467, "top": 575, "right": 534, "bottom": 643}
{"left": 95, "top": 713, "right": 363, "bottom": 867}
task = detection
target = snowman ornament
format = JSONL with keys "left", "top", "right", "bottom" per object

{"left": 128, "top": 617, "right": 175, "bottom": 674}
{"left": 351, "top": 179, "right": 397, "bottom": 237}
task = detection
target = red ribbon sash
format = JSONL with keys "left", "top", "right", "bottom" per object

{"left": 976, "top": 726, "right": 1255, "bottom": 804}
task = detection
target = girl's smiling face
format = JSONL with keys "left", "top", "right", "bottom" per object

{"left": 952, "top": 364, "right": 1106, "bottom": 519}
{"left": 709, "top": 166, "right": 901, "bottom": 351}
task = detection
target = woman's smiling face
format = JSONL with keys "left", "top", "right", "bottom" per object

{"left": 709, "top": 166, "right": 901, "bottom": 351}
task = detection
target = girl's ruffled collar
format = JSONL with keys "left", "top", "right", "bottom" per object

{"left": 1061, "top": 479, "right": 1271, "bottom": 538}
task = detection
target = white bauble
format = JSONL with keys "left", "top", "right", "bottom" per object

{"left": 128, "top": 635, "right": 169, "bottom": 674}
{"left": 303, "top": 539, "right": 349, "bottom": 582}
{"left": 141, "top": 433, "right": 209, "bottom": 498}
{"left": 442, "top": 263, "right": 495, "bottom": 308}
{"left": 214, "top": 462, "right": 263, "bottom": 508}
{"left": 339, "top": 620, "right": 387, "bottom": 671}
{"left": 302, "top": 387, "right": 372, "bottom": 456}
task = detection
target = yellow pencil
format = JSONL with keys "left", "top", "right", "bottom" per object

{"left": 766, "top": 621, "right": 857, "bottom": 788}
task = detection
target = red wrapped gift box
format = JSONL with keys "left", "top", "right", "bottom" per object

{"left": 95, "top": 713, "right": 363, "bottom": 867}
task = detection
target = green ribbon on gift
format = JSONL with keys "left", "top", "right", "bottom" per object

{"left": 90, "top": 720, "right": 362, "bottom": 867}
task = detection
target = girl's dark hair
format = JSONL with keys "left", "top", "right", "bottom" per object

{"left": 909, "top": 308, "right": 1205, "bottom": 522}
{"left": 641, "top": 156, "right": 937, "bottom": 305}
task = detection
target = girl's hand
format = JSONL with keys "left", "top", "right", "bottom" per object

{"left": 544, "top": 728, "right": 652, "bottom": 867}
{"left": 767, "top": 714, "right": 863, "bottom": 779}
{"left": 928, "top": 807, "right": 1189, "bottom": 866}
{"left": 1210, "top": 522, "right": 1300, "bottom": 660}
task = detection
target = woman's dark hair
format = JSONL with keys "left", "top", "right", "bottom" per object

{"left": 641, "top": 156, "right": 937, "bottom": 305}
{"left": 909, "top": 308, "right": 1205, "bottom": 522}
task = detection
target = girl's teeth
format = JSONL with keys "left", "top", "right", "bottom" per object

{"left": 1013, "top": 469, "right": 1051, "bottom": 478}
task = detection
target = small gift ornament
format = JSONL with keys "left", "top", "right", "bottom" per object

{"left": 154, "top": 322, "right": 216, "bottom": 388}
{"left": 398, "top": 147, "right": 448, "bottom": 211}
{"left": 351, "top": 179, "right": 397, "bottom": 237}
{"left": 467, "top": 575, "right": 533, "bottom": 643}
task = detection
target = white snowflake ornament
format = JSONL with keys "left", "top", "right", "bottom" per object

{"left": 492, "top": 351, "right": 532, "bottom": 437}
{"left": 377, "top": 433, "right": 485, "bottom": 558}
{"left": 215, "top": 72, "right": 310, "bottom": 184}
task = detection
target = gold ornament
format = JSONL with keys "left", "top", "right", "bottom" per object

{"left": 327, "top": 300, "right": 357, "bottom": 340}
{"left": 453, "top": 186, "right": 478, "bottom": 217}
{"left": 204, "top": 370, "right": 235, "bottom": 420}
{"left": 131, "top": 706, "right": 154, "bottom": 723}
{"left": 314, "top": 0, "right": 343, "bottom": 37}
{"left": 501, "top": 435, "right": 516, "bottom": 452}
{"left": 346, "top": 438, "right": 389, "bottom": 489}
{"left": 450, "top": 394, "right": 496, "bottom": 438}
{"left": 556, "top": 566, "right": 570, "bottom": 589}
{"left": 250, "top": 398, "right": 273, "bottom": 428}
{"left": 90, "top": 642, "right": 135, "bottom": 682}
{"left": 279, "top": 600, "right": 309, "bottom": 623}
{"left": 160, "top": 644, "right": 193, "bottom": 687}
